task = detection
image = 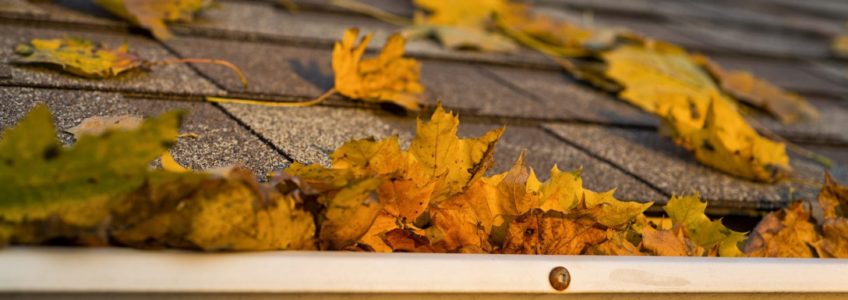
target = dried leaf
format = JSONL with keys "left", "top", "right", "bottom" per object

{"left": 641, "top": 225, "right": 705, "bottom": 256}
{"left": 15, "top": 38, "right": 142, "bottom": 78}
{"left": 333, "top": 28, "right": 425, "bottom": 110}
{"left": 110, "top": 168, "right": 316, "bottom": 251}
{"left": 95, "top": 0, "right": 211, "bottom": 40}
{"left": 318, "top": 178, "right": 382, "bottom": 250}
{"left": 816, "top": 173, "right": 848, "bottom": 258}
{"left": 496, "top": 4, "right": 602, "bottom": 57}
{"left": 409, "top": 105, "right": 503, "bottom": 201}
{"left": 664, "top": 195, "right": 746, "bottom": 256}
{"left": 0, "top": 105, "right": 181, "bottom": 243}
{"left": 427, "top": 180, "right": 494, "bottom": 251}
{"left": 501, "top": 209, "right": 607, "bottom": 255}
{"left": 694, "top": 55, "right": 818, "bottom": 124}
{"left": 602, "top": 43, "right": 718, "bottom": 134}
{"left": 583, "top": 189, "right": 651, "bottom": 228}
{"left": 603, "top": 43, "right": 790, "bottom": 182}
{"left": 688, "top": 99, "right": 791, "bottom": 182}
{"left": 744, "top": 201, "right": 819, "bottom": 258}
{"left": 413, "top": 0, "right": 506, "bottom": 28}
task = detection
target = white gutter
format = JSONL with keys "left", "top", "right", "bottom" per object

{"left": 0, "top": 247, "right": 846, "bottom": 295}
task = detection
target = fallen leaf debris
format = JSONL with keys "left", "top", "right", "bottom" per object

{"left": 1, "top": 105, "right": 844, "bottom": 258}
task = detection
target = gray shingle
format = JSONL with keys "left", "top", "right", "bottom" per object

{"left": 543, "top": 123, "right": 836, "bottom": 211}
{"left": 711, "top": 55, "right": 848, "bottom": 97}
{"left": 749, "top": 98, "right": 848, "bottom": 145}
{"left": 165, "top": 36, "right": 333, "bottom": 98}
{"left": 483, "top": 66, "right": 657, "bottom": 126}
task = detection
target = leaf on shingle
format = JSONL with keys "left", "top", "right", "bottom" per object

{"left": 603, "top": 43, "right": 790, "bottom": 182}
{"left": 15, "top": 38, "right": 142, "bottom": 78}
{"left": 95, "top": 0, "right": 212, "bottom": 40}
{"left": 688, "top": 99, "right": 791, "bottom": 182}
{"left": 333, "top": 28, "right": 425, "bottom": 110}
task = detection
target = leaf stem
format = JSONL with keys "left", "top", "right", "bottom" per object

{"left": 153, "top": 58, "right": 249, "bottom": 90}
{"left": 206, "top": 88, "right": 336, "bottom": 107}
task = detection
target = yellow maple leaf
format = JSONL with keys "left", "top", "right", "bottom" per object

{"left": 95, "top": 0, "right": 211, "bottom": 40}
{"left": 15, "top": 38, "right": 142, "bottom": 78}
{"left": 664, "top": 194, "right": 746, "bottom": 257}
{"left": 583, "top": 189, "right": 651, "bottom": 228}
{"left": 602, "top": 43, "right": 719, "bottom": 133}
{"left": 333, "top": 28, "right": 425, "bottom": 110}
{"left": 603, "top": 43, "right": 790, "bottom": 182}
{"left": 409, "top": 105, "right": 504, "bottom": 201}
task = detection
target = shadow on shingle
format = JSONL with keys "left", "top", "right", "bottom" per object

{"left": 288, "top": 58, "right": 333, "bottom": 91}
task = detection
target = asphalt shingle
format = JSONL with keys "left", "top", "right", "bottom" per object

{"left": 543, "top": 123, "right": 837, "bottom": 211}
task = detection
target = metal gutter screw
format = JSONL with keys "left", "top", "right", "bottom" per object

{"left": 549, "top": 266, "right": 571, "bottom": 291}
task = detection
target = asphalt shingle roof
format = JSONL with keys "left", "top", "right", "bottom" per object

{"left": 1, "top": 0, "right": 847, "bottom": 215}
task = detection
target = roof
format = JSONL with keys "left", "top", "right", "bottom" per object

{"left": 1, "top": 0, "right": 847, "bottom": 215}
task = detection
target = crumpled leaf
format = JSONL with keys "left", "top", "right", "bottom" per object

{"left": 332, "top": 28, "right": 425, "bottom": 110}
{"left": 693, "top": 55, "right": 818, "bottom": 124}
{"left": 317, "top": 178, "right": 382, "bottom": 250}
{"left": 110, "top": 168, "right": 315, "bottom": 251}
{"left": 95, "top": 0, "right": 212, "bottom": 40}
{"left": 664, "top": 194, "right": 746, "bottom": 256}
{"left": 0, "top": 104, "right": 181, "bottom": 244}
{"left": 744, "top": 201, "right": 819, "bottom": 258}
{"left": 641, "top": 225, "right": 705, "bottom": 256}
{"left": 501, "top": 209, "right": 607, "bottom": 255}
{"left": 816, "top": 173, "right": 848, "bottom": 258}
{"left": 427, "top": 179, "right": 494, "bottom": 251}
{"left": 15, "top": 38, "right": 142, "bottom": 78}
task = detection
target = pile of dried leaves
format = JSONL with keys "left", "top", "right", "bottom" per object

{"left": 1, "top": 105, "right": 845, "bottom": 258}
{"left": 333, "top": 0, "right": 822, "bottom": 183}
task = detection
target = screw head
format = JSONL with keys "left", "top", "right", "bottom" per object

{"left": 548, "top": 266, "right": 571, "bottom": 291}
